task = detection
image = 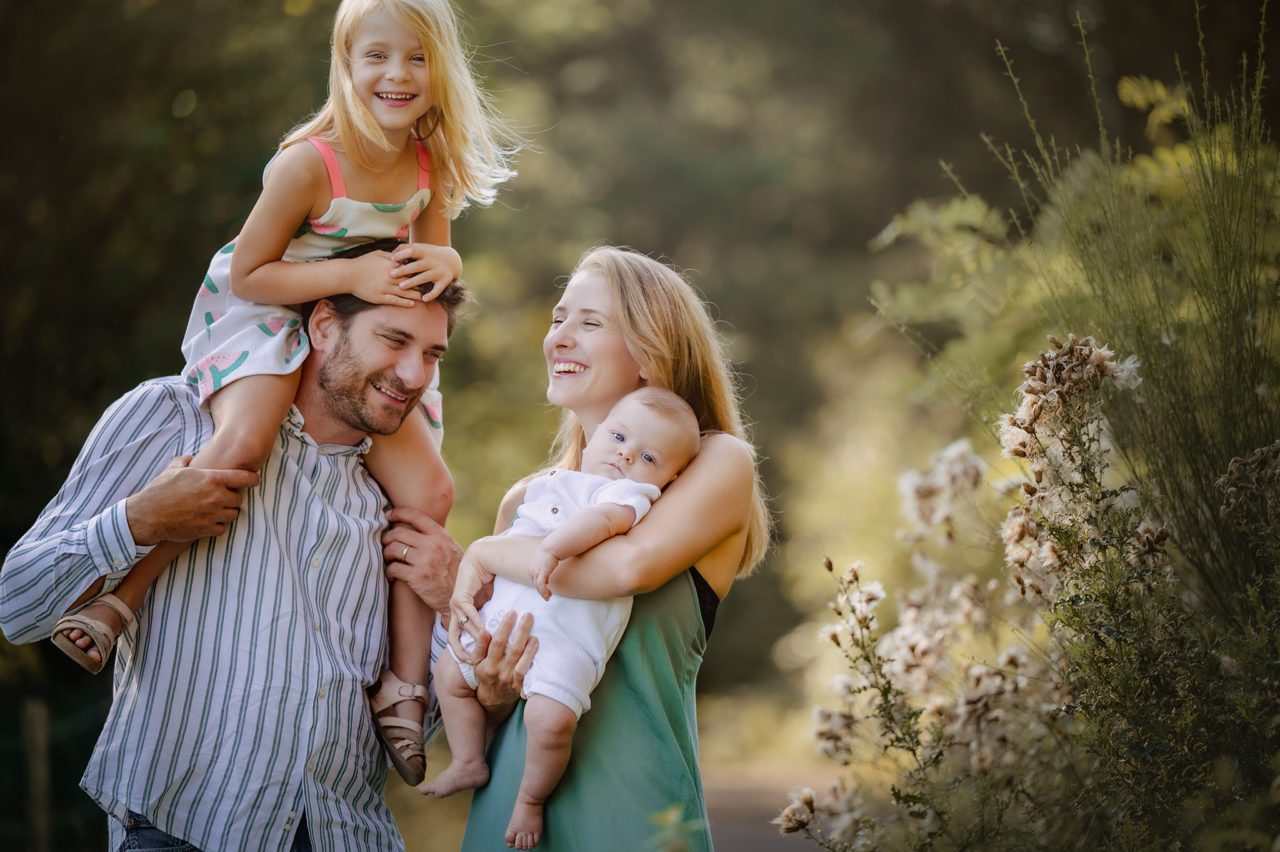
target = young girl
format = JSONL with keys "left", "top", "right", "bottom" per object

{"left": 50, "top": 0, "right": 517, "bottom": 786}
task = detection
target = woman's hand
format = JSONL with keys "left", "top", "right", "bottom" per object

{"left": 383, "top": 507, "right": 462, "bottom": 613}
{"left": 390, "top": 242, "right": 461, "bottom": 300}
{"left": 448, "top": 542, "right": 498, "bottom": 647}
{"left": 347, "top": 250, "right": 420, "bottom": 307}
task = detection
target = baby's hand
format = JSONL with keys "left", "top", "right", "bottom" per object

{"left": 529, "top": 549, "right": 559, "bottom": 601}
{"left": 390, "top": 242, "right": 462, "bottom": 302}
{"left": 347, "top": 250, "right": 419, "bottom": 307}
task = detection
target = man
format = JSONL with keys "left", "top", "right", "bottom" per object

{"left": 0, "top": 251, "right": 467, "bottom": 851}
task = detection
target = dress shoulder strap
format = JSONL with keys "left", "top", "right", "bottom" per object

{"left": 307, "top": 137, "right": 347, "bottom": 199}
{"left": 415, "top": 140, "right": 432, "bottom": 191}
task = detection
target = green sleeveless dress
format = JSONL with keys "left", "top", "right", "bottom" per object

{"left": 461, "top": 570, "right": 713, "bottom": 851}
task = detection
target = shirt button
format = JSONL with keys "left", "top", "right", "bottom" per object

{"left": 317, "top": 687, "right": 327, "bottom": 700}
{"left": 306, "top": 759, "right": 316, "bottom": 773}
{"left": 314, "top": 621, "right": 322, "bottom": 632}
{"left": 310, "top": 557, "right": 321, "bottom": 569}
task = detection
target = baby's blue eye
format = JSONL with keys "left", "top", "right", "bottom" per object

{"left": 611, "top": 432, "right": 624, "bottom": 442}
{"left": 642, "top": 453, "right": 656, "bottom": 464}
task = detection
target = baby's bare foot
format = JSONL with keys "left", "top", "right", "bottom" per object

{"left": 418, "top": 759, "right": 489, "bottom": 798}
{"left": 505, "top": 799, "right": 544, "bottom": 849}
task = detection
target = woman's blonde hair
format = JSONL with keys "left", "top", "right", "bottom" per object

{"left": 282, "top": 0, "right": 519, "bottom": 217}
{"left": 549, "top": 246, "right": 772, "bottom": 575}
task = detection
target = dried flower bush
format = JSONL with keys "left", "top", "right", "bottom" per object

{"left": 786, "top": 12, "right": 1280, "bottom": 849}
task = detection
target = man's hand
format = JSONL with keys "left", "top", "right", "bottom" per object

{"left": 125, "top": 456, "right": 260, "bottom": 546}
{"left": 383, "top": 507, "right": 462, "bottom": 613}
{"left": 465, "top": 611, "right": 538, "bottom": 714}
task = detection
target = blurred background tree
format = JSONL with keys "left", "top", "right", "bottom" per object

{"left": 2, "top": 0, "right": 1276, "bottom": 847}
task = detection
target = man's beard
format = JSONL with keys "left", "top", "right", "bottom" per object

{"left": 317, "top": 332, "right": 420, "bottom": 436}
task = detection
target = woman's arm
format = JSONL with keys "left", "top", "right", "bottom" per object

{"left": 229, "top": 144, "right": 417, "bottom": 307}
{"left": 450, "top": 435, "right": 754, "bottom": 633}
{"left": 493, "top": 480, "right": 530, "bottom": 534}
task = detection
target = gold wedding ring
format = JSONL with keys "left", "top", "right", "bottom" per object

{"left": 401, "top": 544, "right": 411, "bottom": 561}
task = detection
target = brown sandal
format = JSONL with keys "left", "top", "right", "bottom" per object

{"left": 369, "top": 670, "right": 430, "bottom": 784}
{"left": 51, "top": 593, "right": 134, "bottom": 675}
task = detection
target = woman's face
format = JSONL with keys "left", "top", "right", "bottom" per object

{"left": 544, "top": 270, "right": 646, "bottom": 432}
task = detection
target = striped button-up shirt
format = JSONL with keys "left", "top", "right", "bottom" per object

{"left": 0, "top": 377, "right": 402, "bottom": 851}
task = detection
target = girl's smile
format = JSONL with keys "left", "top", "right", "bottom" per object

{"left": 350, "top": 8, "right": 431, "bottom": 136}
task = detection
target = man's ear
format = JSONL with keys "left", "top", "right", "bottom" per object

{"left": 308, "top": 300, "right": 341, "bottom": 356}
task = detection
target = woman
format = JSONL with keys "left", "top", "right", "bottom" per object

{"left": 448, "top": 246, "right": 770, "bottom": 850}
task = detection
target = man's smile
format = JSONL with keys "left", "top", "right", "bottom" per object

{"left": 372, "top": 380, "right": 414, "bottom": 407}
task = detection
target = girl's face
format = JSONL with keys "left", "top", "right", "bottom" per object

{"left": 349, "top": 9, "right": 431, "bottom": 136}
{"left": 544, "top": 271, "right": 646, "bottom": 433}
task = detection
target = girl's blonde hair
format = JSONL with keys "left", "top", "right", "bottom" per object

{"left": 282, "top": 0, "right": 519, "bottom": 217}
{"left": 549, "top": 246, "right": 773, "bottom": 576}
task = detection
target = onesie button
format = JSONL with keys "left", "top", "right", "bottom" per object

{"left": 551, "top": 507, "right": 559, "bottom": 514}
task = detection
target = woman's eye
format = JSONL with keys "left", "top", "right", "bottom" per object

{"left": 549, "top": 317, "right": 564, "bottom": 327}
{"left": 582, "top": 320, "right": 600, "bottom": 329}
{"left": 412, "top": 54, "right": 426, "bottom": 63}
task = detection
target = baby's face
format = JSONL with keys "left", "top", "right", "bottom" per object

{"left": 582, "top": 396, "right": 697, "bottom": 488}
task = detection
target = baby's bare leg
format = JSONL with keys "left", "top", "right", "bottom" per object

{"left": 419, "top": 652, "right": 490, "bottom": 797}
{"left": 506, "top": 695, "right": 578, "bottom": 850}
{"left": 56, "top": 374, "right": 295, "bottom": 667}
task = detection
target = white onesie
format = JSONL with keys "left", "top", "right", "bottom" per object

{"left": 452, "top": 469, "right": 660, "bottom": 717}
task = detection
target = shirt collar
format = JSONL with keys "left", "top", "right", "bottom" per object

{"left": 283, "top": 405, "right": 373, "bottom": 456}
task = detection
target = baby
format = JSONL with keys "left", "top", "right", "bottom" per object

{"left": 426, "top": 386, "right": 701, "bottom": 849}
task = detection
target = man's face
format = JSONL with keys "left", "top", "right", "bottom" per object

{"left": 317, "top": 302, "right": 449, "bottom": 436}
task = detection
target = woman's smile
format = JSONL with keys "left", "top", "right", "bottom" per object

{"left": 543, "top": 272, "right": 644, "bottom": 429}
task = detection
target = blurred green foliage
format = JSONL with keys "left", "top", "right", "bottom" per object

{"left": 3, "top": 0, "right": 1279, "bottom": 847}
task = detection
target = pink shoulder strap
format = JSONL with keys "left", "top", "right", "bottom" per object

{"left": 307, "top": 137, "right": 347, "bottom": 198}
{"left": 416, "top": 141, "right": 432, "bottom": 191}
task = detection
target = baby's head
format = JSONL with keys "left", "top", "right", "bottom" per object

{"left": 582, "top": 388, "right": 701, "bottom": 489}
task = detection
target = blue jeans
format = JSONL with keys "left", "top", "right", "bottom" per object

{"left": 119, "top": 811, "right": 312, "bottom": 851}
